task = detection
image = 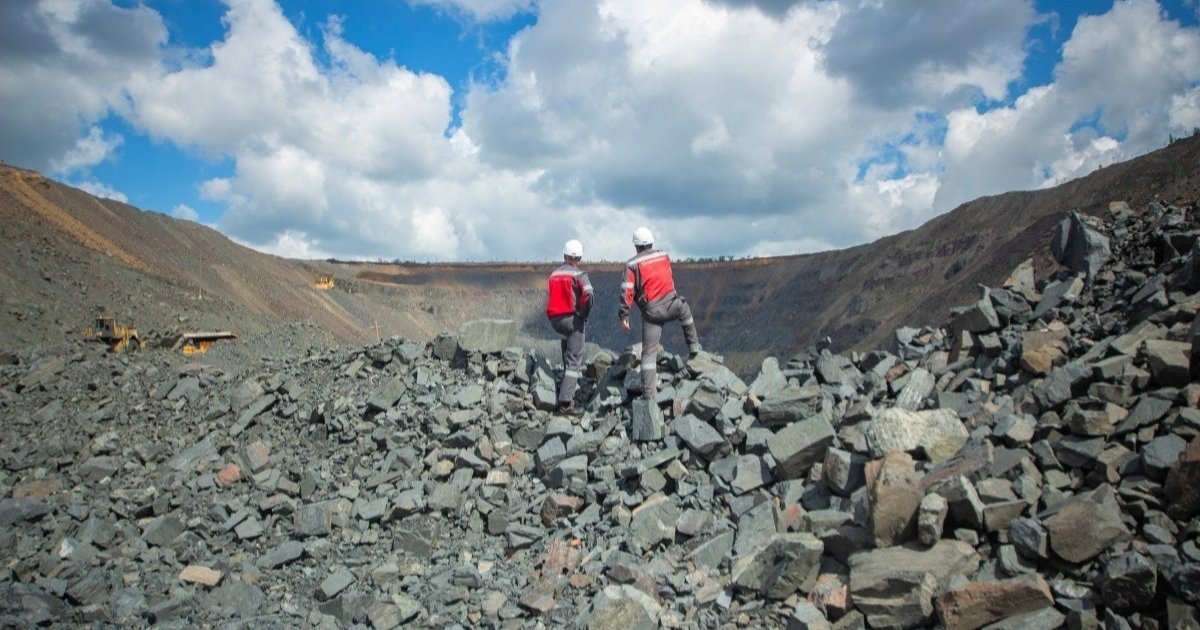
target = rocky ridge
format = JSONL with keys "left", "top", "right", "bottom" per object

{"left": 2, "top": 200, "right": 1200, "bottom": 628}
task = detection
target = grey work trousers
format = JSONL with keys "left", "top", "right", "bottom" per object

{"left": 639, "top": 294, "right": 701, "bottom": 399}
{"left": 550, "top": 314, "right": 586, "bottom": 405}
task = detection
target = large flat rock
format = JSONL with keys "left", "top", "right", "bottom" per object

{"left": 866, "top": 408, "right": 968, "bottom": 463}
{"left": 1043, "top": 485, "right": 1131, "bottom": 563}
{"left": 849, "top": 540, "right": 981, "bottom": 629}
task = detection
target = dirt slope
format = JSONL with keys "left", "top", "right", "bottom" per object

{"left": 0, "top": 165, "right": 432, "bottom": 354}
{"left": 1, "top": 136, "right": 1198, "bottom": 372}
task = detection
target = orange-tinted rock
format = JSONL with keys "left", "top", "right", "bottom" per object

{"left": 780, "top": 503, "right": 806, "bottom": 532}
{"left": 866, "top": 451, "right": 922, "bottom": 547}
{"left": 1044, "top": 486, "right": 1131, "bottom": 563}
{"left": 570, "top": 573, "right": 594, "bottom": 589}
{"left": 216, "top": 464, "right": 242, "bottom": 487}
{"left": 1020, "top": 328, "right": 1068, "bottom": 376}
{"left": 540, "top": 538, "right": 582, "bottom": 578}
{"left": 808, "top": 572, "right": 849, "bottom": 619}
{"left": 179, "top": 565, "right": 223, "bottom": 587}
{"left": 12, "top": 478, "right": 62, "bottom": 499}
{"left": 936, "top": 574, "right": 1053, "bottom": 630}
{"left": 540, "top": 493, "right": 584, "bottom": 526}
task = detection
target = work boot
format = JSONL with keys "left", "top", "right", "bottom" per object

{"left": 555, "top": 402, "right": 584, "bottom": 418}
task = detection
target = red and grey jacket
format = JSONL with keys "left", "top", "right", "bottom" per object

{"left": 546, "top": 264, "right": 593, "bottom": 319}
{"left": 619, "top": 248, "right": 676, "bottom": 320}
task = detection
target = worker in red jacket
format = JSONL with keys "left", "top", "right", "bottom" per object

{"left": 619, "top": 227, "right": 702, "bottom": 400}
{"left": 546, "top": 239, "right": 593, "bottom": 416}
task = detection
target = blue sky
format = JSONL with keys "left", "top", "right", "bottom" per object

{"left": 3, "top": 0, "right": 1199, "bottom": 261}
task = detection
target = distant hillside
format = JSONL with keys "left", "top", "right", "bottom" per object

{"left": 679, "top": 133, "right": 1200, "bottom": 369}
{"left": 1, "top": 135, "right": 1198, "bottom": 373}
{"left": 339, "top": 135, "right": 1200, "bottom": 373}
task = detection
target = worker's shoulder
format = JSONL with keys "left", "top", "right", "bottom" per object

{"left": 549, "top": 263, "right": 581, "bottom": 276}
{"left": 627, "top": 249, "right": 669, "bottom": 267}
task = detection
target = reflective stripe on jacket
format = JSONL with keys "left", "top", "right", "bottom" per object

{"left": 546, "top": 264, "right": 593, "bottom": 319}
{"left": 618, "top": 249, "right": 676, "bottom": 320}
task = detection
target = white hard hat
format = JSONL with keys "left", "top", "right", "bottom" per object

{"left": 632, "top": 226, "right": 654, "bottom": 246}
{"left": 562, "top": 239, "right": 584, "bottom": 258}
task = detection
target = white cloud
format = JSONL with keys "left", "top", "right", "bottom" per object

{"left": 4, "top": 0, "right": 1200, "bottom": 263}
{"left": 171, "top": 204, "right": 199, "bottom": 221}
{"left": 73, "top": 179, "right": 128, "bottom": 202}
{"left": 1170, "top": 87, "right": 1200, "bottom": 132}
{"left": 408, "top": 0, "right": 535, "bottom": 22}
{"left": 463, "top": 1, "right": 863, "bottom": 248}
{"left": 849, "top": 169, "right": 941, "bottom": 240}
{"left": 220, "top": 145, "right": 329, "bottom": 232}
{"left": 821, "top": 0, "right": 1034, "bottom": 107}
{"left": 122, "top": 0, "right": 497, "bottom": 258}
{"left": 127, "top": 1, "right": 455, "bottom": 182}
{"left": 410, "top": 207, "right": 462, "bottom": 258}
{"left": 933, "top": 0, "right": 1200, "bottom": 212}
{"left": 0, "top": 0, "right": 165, "bottom": 173}
{"left": 199, "top": 177, "right": 234, "bottom": 202}
{"left": 234, "top": 229, "right": 330, "bottom": 259}
{"left": 50, "top": 125, "right": 123, "bottom": 174}
{"left": 455, "top": 0, "right": 1075, "bottom": 257}
{"left": 747, "top": 235, "right": 840, "bottom": 258}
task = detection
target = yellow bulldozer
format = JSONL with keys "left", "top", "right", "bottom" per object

{"left": 88, "top": 316, "right": 143, "bottom": 352}
{"left": 315, "top": 275, "right": 335, "bottom": 290}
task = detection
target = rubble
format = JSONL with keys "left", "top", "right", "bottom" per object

{"left": 2, "top": 200, "right": 1200, "bottom": 628}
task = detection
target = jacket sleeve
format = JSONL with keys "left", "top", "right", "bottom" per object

{"left": 576, "top": 272, "right": 593, "bottom": 319}
{"left": 618, "top": 264, "right": 635, "bottom": 320}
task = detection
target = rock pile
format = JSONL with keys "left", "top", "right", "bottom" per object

{"left": 2, "top": 202, "right": 1200, "bottom": 628}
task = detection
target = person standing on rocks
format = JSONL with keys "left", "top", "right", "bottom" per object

{"left": 619, "top": 227, "right": 702, "bottom": 400}
{"left": 546, "top": 239, "right": 593, "bottom": 416}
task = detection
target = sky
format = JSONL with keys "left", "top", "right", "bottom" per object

{"left": 2, "top": 0, "right": 1200, "bottom": 262}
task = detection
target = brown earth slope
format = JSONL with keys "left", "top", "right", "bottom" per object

{"left": 1, "top": 135, "right": 1198, "bottom": 373}
{"left": 0, "top": 166, "right": 382, "bottom": 353}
